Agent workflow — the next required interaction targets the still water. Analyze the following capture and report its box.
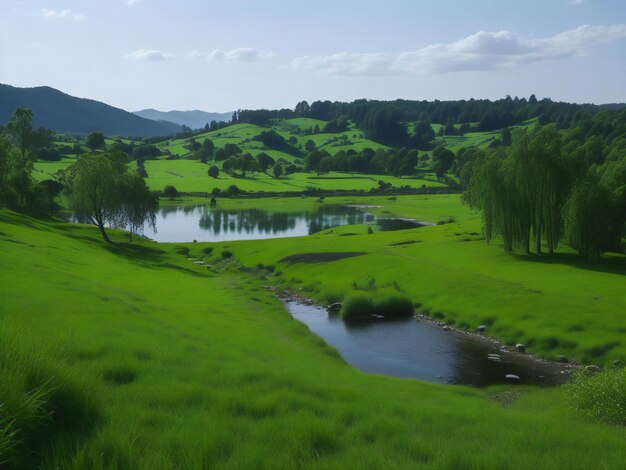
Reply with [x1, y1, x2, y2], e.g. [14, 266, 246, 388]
[285, 301, 567, 387]
[144, 204, 428, 243]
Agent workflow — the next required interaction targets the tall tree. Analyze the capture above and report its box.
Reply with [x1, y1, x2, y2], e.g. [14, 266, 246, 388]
[65, 152, 158, 242]
[5, 107, 33, 160]
[86, 132, 106, 152]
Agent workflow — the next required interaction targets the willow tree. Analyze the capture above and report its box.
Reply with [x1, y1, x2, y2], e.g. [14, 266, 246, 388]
[464, 125, 572, 255]
[65, 152, 158, 242]
[523, 125, 572, 254]
[563, 178, 619, 260]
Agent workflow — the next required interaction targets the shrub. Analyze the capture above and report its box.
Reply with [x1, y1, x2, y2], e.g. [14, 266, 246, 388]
[340, 294, 414, 322]
[341, 295, 375, 321]
[163, 185, 178, 200]
[221, 250, 233, 259]
[375, 295, 414, 318]
[567, 368, 626, 425]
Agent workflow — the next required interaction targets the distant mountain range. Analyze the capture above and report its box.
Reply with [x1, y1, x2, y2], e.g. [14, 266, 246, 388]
[0, 84, 180, 138]
[133, 109, 234, 130]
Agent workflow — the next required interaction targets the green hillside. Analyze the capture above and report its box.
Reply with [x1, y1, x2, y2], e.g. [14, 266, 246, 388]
[2, 208, 626, 468]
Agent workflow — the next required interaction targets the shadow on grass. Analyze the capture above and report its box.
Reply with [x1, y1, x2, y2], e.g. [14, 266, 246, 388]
[511, 251, 626, 276]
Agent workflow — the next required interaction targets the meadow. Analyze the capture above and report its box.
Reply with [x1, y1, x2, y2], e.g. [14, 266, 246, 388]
[2, 207, 626, 468]
[163, 194, 626, 366]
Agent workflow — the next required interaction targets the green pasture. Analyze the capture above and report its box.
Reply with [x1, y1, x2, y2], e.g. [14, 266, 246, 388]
[140, 159, 444, 193]
[1, 208, 626, 467]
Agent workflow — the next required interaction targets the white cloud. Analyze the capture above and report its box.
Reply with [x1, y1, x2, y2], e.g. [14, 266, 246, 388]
[40, 8, 85, 21]
[201, 48, 274, 62]
[290, 24, 626, 76]
[125, 49, 176, 61]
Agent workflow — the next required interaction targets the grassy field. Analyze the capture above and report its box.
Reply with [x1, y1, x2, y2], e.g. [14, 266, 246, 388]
[169, 194, 626, 366]
[138, 160, 444, 193]
[156, 121, 389, 160]
[2, 208, 626, 468]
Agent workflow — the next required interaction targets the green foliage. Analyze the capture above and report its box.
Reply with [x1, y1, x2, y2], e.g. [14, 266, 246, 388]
[163, 185, 178, 200]
[567, 368, 626, 425]
[563, 178, 621, 259]
[340, 294, 414, 321]
[208, 165, 219, 178]
[86, 132, 105, 152]
[65, 152, 158, 242]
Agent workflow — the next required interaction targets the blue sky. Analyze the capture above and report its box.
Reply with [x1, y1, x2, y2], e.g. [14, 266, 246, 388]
[1, 0, 625, 112]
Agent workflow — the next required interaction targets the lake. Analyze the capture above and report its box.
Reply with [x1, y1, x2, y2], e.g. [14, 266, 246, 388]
[143, 204, 430, 242]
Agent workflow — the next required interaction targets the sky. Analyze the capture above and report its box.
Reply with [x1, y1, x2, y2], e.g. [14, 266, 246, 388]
[1, 0, 625, 112]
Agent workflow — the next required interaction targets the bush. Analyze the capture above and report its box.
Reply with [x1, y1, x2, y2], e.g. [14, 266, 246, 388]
[163, 185, 178, 200]
[340, 294, 414, 322]
[567, 368, 626, 425]
[341, 295, 375, 321]
[221, 250, 233, 259]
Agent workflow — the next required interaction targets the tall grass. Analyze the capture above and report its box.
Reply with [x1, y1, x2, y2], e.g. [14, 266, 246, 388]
[567, 368, 626, 425]
[340, 294, 414, 321]
[0, 328, 101, 468]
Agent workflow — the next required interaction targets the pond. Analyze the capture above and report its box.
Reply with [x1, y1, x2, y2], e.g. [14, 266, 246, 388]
[285, 301, 570, 387]
[142, 204, 429, 243]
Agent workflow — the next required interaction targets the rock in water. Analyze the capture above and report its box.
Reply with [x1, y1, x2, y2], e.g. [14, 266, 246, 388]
[327, 302, 342, 313]
[477, 325, 486, 333]
[515, 343, 526, 352]
[505, 374, 521, 381]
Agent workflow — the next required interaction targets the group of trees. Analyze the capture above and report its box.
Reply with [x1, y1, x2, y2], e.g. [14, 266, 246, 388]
[219, 152, 295, 179]
[462, 122, 625, 259]
[303, 147, 424, 177]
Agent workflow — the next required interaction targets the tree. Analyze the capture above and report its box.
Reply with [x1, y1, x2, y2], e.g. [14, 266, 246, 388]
[256, 153, 275, 173]
[563, 179, 620, 260]
[432, 147, 455, 179]
[163, 185, 178, 200]
[65, 152, 158, 242]
[5, 107, 33, 160]
[501, 127, 512, 146]
[272, 164, 283, 179]
[208, 165, 219, 178]
[118, 173, 158, 240]
[86, 132, 105, 152]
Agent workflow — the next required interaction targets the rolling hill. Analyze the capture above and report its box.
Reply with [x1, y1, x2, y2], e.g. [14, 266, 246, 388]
[0, 84, 180, 137]
[133, 109, 234, 129]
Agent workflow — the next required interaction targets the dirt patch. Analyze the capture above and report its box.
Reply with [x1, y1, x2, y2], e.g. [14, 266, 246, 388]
[388, 240, 421, 246]
[279, 252, 367, 264]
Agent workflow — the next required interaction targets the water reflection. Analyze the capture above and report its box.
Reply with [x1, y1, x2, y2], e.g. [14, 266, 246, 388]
[145, 204, 372, 243]
[286, 301, 567, 387]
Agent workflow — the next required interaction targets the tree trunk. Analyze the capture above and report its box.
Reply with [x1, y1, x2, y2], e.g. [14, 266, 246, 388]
[97, 222, 111, 243]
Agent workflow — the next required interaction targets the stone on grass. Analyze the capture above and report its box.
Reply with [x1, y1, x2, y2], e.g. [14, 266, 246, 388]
[515, 343, 526, 353]
[505, 374, 520, 381]
[477, 325, 486, 333]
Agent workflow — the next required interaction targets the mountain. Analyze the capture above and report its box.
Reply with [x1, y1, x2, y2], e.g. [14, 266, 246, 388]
[0, 84, 180, 137]
[133, 109, 234, 130]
